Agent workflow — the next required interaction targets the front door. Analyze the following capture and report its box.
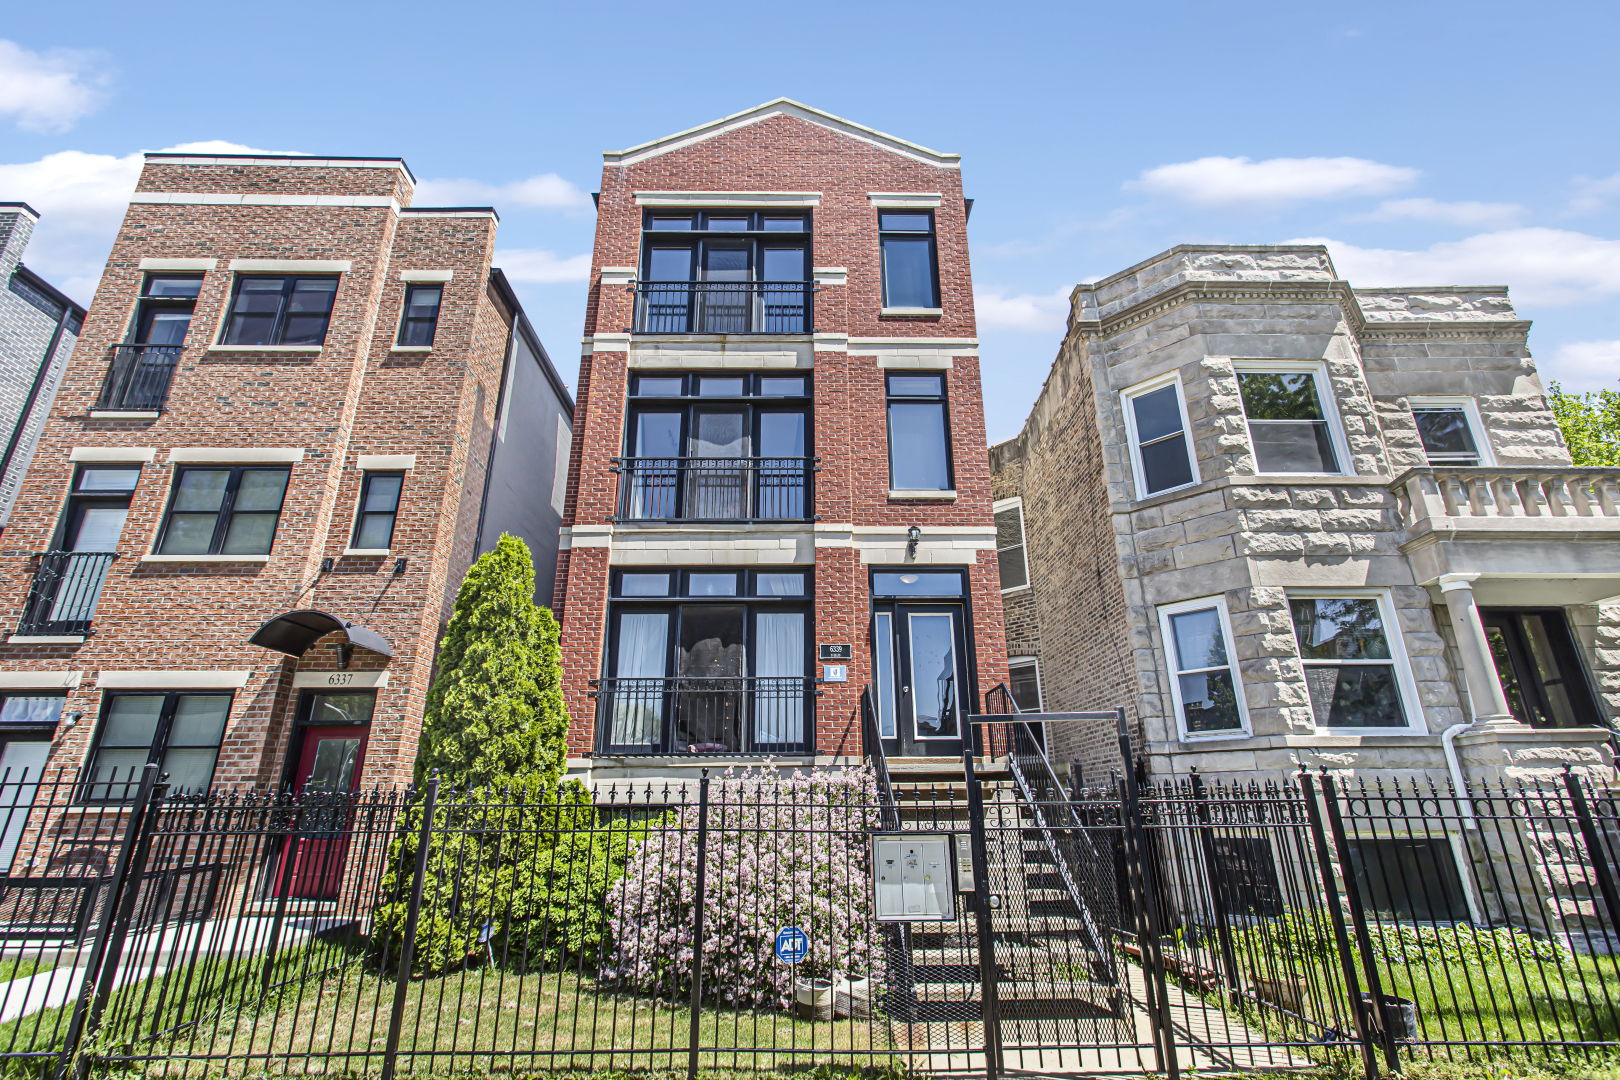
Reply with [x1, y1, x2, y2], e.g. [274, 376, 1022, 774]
[272, 697, 371, 901]
[874, 602, 967, 758]
[0, 741, 49, 871]
[1481, 608, 1602, 729]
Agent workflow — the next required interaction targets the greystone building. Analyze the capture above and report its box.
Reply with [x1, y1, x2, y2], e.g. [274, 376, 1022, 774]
[0, 205, 84, 528]
[989, 244, 1620, 791]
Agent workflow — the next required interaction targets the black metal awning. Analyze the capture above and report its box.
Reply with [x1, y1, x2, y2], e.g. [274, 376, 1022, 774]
[248, 609, 393, 659]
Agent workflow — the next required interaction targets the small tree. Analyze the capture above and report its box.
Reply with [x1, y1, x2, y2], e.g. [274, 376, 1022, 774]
[1549, 381, 1620, 467]
[416, 534, 568, 790]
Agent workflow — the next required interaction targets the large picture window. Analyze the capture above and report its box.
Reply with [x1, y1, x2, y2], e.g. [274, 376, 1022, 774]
[886, 374, 952, 491]
[1159, 596, 1248, 739]
[158, 466, 290, 556]
[1123, 376, 1198, 496]
[85, 692, 231, 801]
[879, 211, 939, 309]
[637, 211, 809, 333]
[1235, 365, 1345, 474]
[220, 276, 338, 347]
[1288, 594, 1414, 730]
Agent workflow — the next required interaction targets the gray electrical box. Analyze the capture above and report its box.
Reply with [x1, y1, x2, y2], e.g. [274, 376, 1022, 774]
[872, 833, 958, 922]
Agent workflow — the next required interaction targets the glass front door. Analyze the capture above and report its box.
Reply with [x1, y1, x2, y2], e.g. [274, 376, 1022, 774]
[1482, 609, 1601, 729]
[873, 602, 967, 757]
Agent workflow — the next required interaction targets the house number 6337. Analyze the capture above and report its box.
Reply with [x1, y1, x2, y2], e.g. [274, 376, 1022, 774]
[327, 673, 354, 686]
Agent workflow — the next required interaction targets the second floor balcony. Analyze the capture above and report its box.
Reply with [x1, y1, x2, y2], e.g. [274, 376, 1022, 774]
[633, 282, 811, 335]
[96, 345, 183, 412]
[589, 676, 817, 756]
[612, 457, 816, 522]
[17, 552, 118, 637]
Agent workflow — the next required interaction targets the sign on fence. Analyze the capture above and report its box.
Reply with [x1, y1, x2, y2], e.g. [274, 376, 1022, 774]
[775, 925, 809, 964]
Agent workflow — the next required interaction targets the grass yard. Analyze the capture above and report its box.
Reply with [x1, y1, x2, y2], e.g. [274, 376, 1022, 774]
[0, 956, 53, 985]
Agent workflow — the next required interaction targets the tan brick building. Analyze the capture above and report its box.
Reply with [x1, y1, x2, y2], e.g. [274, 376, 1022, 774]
[0, 153, 573, 829]
[990, 244, 1619, 789]
[554, 100, 1009, 783]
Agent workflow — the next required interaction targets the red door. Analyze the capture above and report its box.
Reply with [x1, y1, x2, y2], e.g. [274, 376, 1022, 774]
[273, 726, 368, 900]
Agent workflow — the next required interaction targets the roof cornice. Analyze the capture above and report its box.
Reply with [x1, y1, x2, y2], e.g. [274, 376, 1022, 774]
[1072, 278, 1369, 339]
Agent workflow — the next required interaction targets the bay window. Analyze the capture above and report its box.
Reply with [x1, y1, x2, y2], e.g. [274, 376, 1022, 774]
[1235, 364, 1346, 474]
[1159, 596, 1248, 739]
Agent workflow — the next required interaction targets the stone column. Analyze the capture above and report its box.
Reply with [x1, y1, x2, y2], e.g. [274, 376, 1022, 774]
[1437, 573, 1522, 729]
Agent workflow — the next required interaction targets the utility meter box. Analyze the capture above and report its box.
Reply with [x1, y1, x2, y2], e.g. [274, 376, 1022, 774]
[872, 833, 958, 922]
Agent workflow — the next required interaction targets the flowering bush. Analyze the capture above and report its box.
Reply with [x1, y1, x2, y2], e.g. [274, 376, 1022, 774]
[604, 765, 884, 1009]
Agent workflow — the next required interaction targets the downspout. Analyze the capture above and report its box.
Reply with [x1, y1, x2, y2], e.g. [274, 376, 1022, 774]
[1442, 716, 1478, 830]
[0, 300, 70, 515]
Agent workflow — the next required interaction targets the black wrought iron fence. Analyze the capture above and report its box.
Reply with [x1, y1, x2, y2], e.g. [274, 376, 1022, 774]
[634, 282, 811, 334]
[96, 345, 182, 412]
[613, 456, 816, 521]
[17, 551, 117, 636]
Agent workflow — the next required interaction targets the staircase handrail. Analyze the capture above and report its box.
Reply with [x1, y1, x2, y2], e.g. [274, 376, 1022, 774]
[860, 687, 901, 832]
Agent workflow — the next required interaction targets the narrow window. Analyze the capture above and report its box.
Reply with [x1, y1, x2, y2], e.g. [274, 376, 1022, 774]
[886, 374, 951, 491]
[1411, 401, 1486, 466]
[220, 276, 338, 346]
[1346, 838, 1470, 922]
[1288, 596, 1409, 728]
[397, 284, 442, 346]
[1008, 658, 1042, 712]
[1160, 599, 1246, 737]
[133, 274, 203, 345]
[1126, 381, 1197, 495]
[994, 500, 1029, 591]
[352, 472, 403, 550]
[158, 467, 290, 556]
[1236, 369, 1341, 473]
[879, 212, 939, 309]
[0, 694, 63, 867]
[85, 692, 231, 801]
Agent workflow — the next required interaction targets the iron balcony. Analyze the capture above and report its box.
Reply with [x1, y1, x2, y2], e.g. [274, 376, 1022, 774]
[632, 281, 812, 335]
[17, 551, 118, 636]
[611, 456, 817, 522]
[588, 676, 818, 756]
[97, 345, 183, 412]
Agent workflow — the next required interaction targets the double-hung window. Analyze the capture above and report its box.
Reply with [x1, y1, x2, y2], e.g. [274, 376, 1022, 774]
[1235, 364, 1346, 474]
[1159, 596, 1248, 739]
[1287, 593, 1415, 730]
[994, 498, 1030, 591]
[220, 276, 338, 346]
[397, 285, 443, 347]
[1409, 397, 1491, 467]
[157, 467, 290, 556]
[1008, 658, 1042, 712]
[85, 692, 231, 801]
[886, 374, 952, 492]
[879, 212, 939, 310]
[1123, 376, 1198, 496]
[352, 472, 403, 550]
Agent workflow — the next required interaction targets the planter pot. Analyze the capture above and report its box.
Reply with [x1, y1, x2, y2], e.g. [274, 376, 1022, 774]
[1254, 975, 1309, 1015]
[1361, 992, 1420, 1042]
[834, 974, 871, 1019]
[794, 978, 834, 1021]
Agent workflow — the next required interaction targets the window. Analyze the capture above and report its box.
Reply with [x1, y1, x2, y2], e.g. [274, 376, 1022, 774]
[638, 212, 809, 333]
[1235, 366, 1343, 474]
[1123, 377, 1198, 496]
[397, 284, 442, 346]
[1346, 838, 1470, 922]
[1159, 597, 1247, 738]
[879, 212, 939, 309]
[994, 499, 1030, 591]
[85, 692, 231, 801]
[220, 276, 338, 346]
[1409, 398, 1491, 467]
[158, 467, 290, 556]
[1008, 658, 1042, 712]
[132, 274, 203, 345]
[351, 472, 403, 550]
[886, 374, 951, 491]
[1209, 837, 1283, 917]
[57, 466, 138, 552]
[1288, 594, 1413, 730]
[0, 694, 63, 868]
[1482, 608, 1602, 729]
[872, 569, 965, 597]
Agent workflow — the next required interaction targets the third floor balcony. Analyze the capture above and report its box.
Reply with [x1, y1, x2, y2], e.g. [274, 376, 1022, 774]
[612, 457, 817, 522]
[633, 282, 811, 335]
[96, 344, 183, 413]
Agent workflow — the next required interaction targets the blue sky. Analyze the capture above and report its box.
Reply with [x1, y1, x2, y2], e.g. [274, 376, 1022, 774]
[2, 1, 1618, 443]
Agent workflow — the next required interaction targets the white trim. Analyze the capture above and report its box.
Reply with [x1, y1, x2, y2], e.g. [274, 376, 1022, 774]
[342, 548, 390, 557]
[812, 267, 848, 286]
[0, 671, 82, 689]
[398, 269, 453, 283]
[1007, 656, 1043, 712]
[138, 258, 217, 271]
[140, 554, 270, 564]
[881, 307, 943, 317]
[96, 669, 250, 689]
[599, 267, 637, 287]
[993, 498, 1031, 594]
[1121, 371, 1201, 501]
[167, 447, 304, 463]
[6, 636, 84, 645]
[292, 669, 389, 689]
[991, 496, 1023, 513]
[1158, 595, 1252, 742]
[131, 193, 399, 211]
[634, 191, 821, 208]
[70, 446, 155, 463]
[1408, 395, 1497, 467]
[1284, 589, 1425, 736]
[812, 333, 848, 352]
[868, 193, 943, 208]
[1437, 573, 1480, 593]
[889, 489, 958, 501]
[87, 411, 160, 421]
[591, 333, 632, 353]
[206, 345, 322, 354]
[144, 154, 408, 173]
[357, 454, 416, 471]
[228, 259, 352, 273]
[1231, 359, 1355, 478]
[404, 209, 497, 219]
[389, 346, 433, 354]
[876, 352, 954, 370]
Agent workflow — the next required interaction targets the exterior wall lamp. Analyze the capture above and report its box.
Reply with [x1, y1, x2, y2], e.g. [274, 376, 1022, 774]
[906, 525, 921, 560]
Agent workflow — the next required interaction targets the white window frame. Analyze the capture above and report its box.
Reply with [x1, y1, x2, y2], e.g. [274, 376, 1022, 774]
[1008, 655, 1042, 711]
[1121, 372, 1200, 500]
[1407, 396, 1495, 467]
[1231, 359, 1354, 478]
[992, 496, 1031, 594]
[1157, 594, 1251, 742]
[1284, 588, 1424, 736]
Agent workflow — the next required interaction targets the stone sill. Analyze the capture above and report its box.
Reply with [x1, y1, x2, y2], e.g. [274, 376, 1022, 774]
[389, 346, 432, 354]
[342, 548, 389, 556]
[140, 554, 270, 564]
[1115, 472, 1398, 515]
[7, 635, 84, 645]
[889, 489, 958, 501]
[207, 345, 322, 354]
[880, 307, 943, 317]
[87, 410, 159, 421]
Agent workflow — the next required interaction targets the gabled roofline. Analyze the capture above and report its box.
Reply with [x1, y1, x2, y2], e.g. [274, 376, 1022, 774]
[604, 98, 960, 169]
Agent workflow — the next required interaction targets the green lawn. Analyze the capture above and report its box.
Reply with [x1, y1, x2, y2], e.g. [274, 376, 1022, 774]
[0, 956, 52, 985]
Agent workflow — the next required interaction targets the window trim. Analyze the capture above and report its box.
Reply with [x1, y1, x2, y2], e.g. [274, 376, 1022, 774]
[1231, 359, 1354, 478]
[884, 372, 954, 492]
[1408, 396, 1495, 467]
[1284, 588, 1424, 736]
[349, 470, 404, 553]
[992, 496, 1031, 594]
[216, 274, 340, 348]
[82, 689, 234, 804]
[395, 283, 443, 348]
[154, 465, 291, 558]
[1007, 655, 1043, 712]
[1121, 372, 1201, 500]
[1157, 594, 1251, 742]
[878, 209, 940, 311]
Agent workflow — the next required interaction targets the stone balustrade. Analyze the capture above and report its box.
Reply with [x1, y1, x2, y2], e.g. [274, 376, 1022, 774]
[1391, 466, 1620, 528]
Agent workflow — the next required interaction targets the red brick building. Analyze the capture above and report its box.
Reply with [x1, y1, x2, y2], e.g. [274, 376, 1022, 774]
[555, 100, 1008, 783]
[0, 152, 573, 822]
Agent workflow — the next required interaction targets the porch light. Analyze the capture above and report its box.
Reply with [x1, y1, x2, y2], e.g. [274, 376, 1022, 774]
[906, 524, 921, 561]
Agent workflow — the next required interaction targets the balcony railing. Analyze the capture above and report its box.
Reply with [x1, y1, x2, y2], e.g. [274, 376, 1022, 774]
[97, 345, 183, 412]
[17, 552, 118, 636]
[633, 282, 811, 334]
[1391, 466, 1620, 528]
[589, 676, 818, 756]
[612, 456, 816, 521]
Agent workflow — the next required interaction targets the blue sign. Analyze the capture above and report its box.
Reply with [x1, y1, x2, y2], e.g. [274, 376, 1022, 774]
[775, 926, 809, 965]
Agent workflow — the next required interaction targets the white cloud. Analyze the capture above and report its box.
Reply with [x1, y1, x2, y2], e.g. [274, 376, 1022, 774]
[973, 285, 1073, 333]
[1288, 228, 1620, 306]
[1569, 172, 1620, 215]
[416, 173, 591, 211]
[0, 39, 110, 133]
[161, 139, 306, 156]
[1544, 340, 1620, 393]
[1131, 155, 1419, 207]
[494, 248, 591, 284]
[1351, 197, 1524, 228]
